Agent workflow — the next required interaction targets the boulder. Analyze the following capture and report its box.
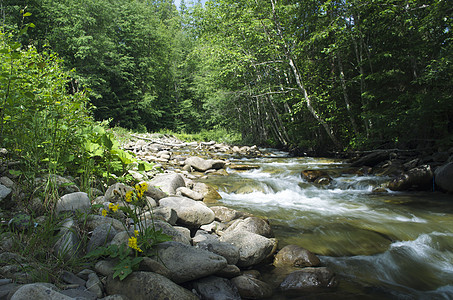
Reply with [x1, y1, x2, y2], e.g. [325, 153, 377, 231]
[154, 241, 228, 283]
[388, 165, 433, 191]
[54, 218, 80, 260]
[273, 245, 320, 267]
[86, 223, 118, 253]
[86, 272, 103, 298]
[215, 265, 242, 279]
[144, 185, 168, 201]
[196, 240, 240, 265]
[301, 170, 332, 184]
[104, 183, 134, 203]
[435, 162, 453, 193]
[192, 182, 222, 203]
[105, 271, 198, 300]
[151, 220, 191, 245]
[231, 275, 273, 299]
[210, 206, 248, 223]
[55, 192, 91, 214]
[149, 207, 178, 225]
[219, 229, 276, 267]
[185, 156, 226, 172]
[225, 217, 273, 238]
[159, 196, 215, 227]
[0, 184, 12, 208]
[176, 186, 204, 201]
[147, 173, 186, 195]
[85, 215, 125, 233]
[279, 267, 338, 292]
[192, 276, 241, 300]
[11, 283, 72, 300]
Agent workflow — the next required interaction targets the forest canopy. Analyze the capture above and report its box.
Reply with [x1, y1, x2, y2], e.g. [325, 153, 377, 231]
[2, 0, 452, 153]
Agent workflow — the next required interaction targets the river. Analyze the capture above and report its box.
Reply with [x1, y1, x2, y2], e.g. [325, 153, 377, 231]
[200, 150, 453, 299]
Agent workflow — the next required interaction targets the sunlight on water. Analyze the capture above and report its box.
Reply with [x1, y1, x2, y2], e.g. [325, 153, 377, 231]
[203, 153, 453, 298]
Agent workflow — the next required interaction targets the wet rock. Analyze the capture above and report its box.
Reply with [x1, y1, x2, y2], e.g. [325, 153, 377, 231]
[192, 276, 241, 300]
[228, 164, 260, 171]
[274, 245, 321, 268]
[279, 267, 338, 292]
[219, 229, 276, 267]
[192, 182, 222, 203]
[225, 217, 274, 238]
[388, 165, 433, 191]
[159, 196, 215, 227]
[435, 162, 453, 193]
[147, 173, 186, 195]
[185, 156, 226, 172]
[105, 271, 198, 300]
[301, 170, 332, 184]
[196, 240, 240, 265]
[154, 241, 228, 283]
[10, 283, 72, 300]
[231, 275, 273, 299]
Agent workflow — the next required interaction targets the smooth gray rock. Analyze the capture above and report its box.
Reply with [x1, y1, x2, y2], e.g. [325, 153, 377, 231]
[215, 265, 242, 279]
[55, 192, 90, 214]
[95, 260, 116, 277]
[196, 240, 240, 265]
[435, 162, 453, 193]
[86, 215, 125, 233]
[154, 241, 228, 283]
[86, 223, 118, 253]
[279, 267, 338, 291]
[159, 196, 215, 227]
[274, 245, 321, 267]
[0, 184, 13, 209]
[231, 275, 273, 299]
[225, 217, 273, 238]
[176, 187, 204, 200]
[192, 276, 241, 300]
[54, 218, 80, 260]
[104, 183, 134, 203]
[86, 272, 103, 298]
[11, 283, 72, 300]
[220, 229, 276, 267]
[210, 206, 247, 222]
[60, 288, 97, 300]
[60, 270, 86, 287]
[150, 207, 178, 225]
[185, 156, 226, 172]
[105, 271, 198, 300]
[144, 185, 168, 201]
[147, 173, 185, 195]
[151, 220, 191, 245]
[192, 230, 219, 245]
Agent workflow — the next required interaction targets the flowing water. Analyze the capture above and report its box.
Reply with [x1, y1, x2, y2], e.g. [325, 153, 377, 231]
[201, 150, 453, 299]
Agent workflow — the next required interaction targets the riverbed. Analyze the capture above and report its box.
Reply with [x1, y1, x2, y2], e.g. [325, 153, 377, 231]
[201, 150, 453, 299]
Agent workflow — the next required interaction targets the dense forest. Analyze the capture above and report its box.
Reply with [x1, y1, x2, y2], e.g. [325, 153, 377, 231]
[2, 0, 452, 153]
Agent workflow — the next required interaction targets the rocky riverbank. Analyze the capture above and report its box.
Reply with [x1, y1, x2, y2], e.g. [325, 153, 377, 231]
[0, 133, 338, 300]
[0, 133, 451, 299]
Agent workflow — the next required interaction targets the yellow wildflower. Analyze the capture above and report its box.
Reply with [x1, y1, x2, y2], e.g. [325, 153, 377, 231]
[125, 190, 133, 202]
[128, 236, 143, 252]
[108, 203, 119, 212]
[134, 229, 139, 236]
[135, 182, 148, 198]
[101, 209, 107, 217]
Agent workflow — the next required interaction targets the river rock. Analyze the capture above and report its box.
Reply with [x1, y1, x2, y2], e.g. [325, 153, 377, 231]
[192, 276, 241, 300]
[176, 186, 204, 200]
[10, 283, 72, 300]
[231, 275, 273, 299]
[192, 182, 222, 203]
[215, 264, 242, 278]
[228, 164, 260, 171]
[149, 206, 178, 225]
[105, 271, 198, 300]
[159, 196, 215, 227]
[85, 215, 125, 233]
[388, 165, 433, 191]
[151, 220, 191, 245]
[54, 218, 80, 260]
[144, 185, 167, 201]
[301, 170, 332, 184]
[55, 192, 90, 214]
[154, 241, 228, 283]
[86, 223, 118, 253]
[225, 217, 274, 238]
[274, 245, 321, 267]
[139, 257, 172, 278]
[104, 183, 134, 203]
[86, 272, 103, 298]
[185, 156, 226, 172]
[196, 240, 240, 265]
[0, 184, 12, 208]
[147, 173, 186, 195]
[219, 229, 276, 267]
[435, 162, 453, 193]
[210, 206, 248, 222]
[279, 267, 338, 292]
